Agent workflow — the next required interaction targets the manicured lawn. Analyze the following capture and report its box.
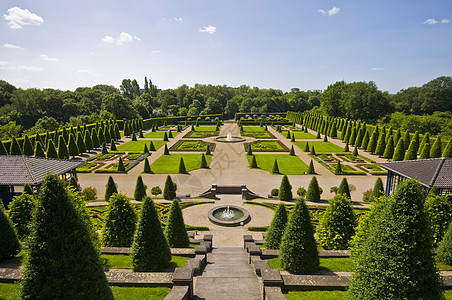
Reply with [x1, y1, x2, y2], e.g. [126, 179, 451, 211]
[286, 131, 318, 139]
[268, 257, 355, 272]
[241, 131, 274, 138]
[285, 290, 347, 300]
[247, 141, 289, 152]
[144, 131, 179, 138]
[117, 140, 167, 151]
[169, 140, 214, 152]
[243, 126, 266, 131]
[246, 154, 308, 175]
[102, 254, 190, 269]
[194, 126, 217, 131]
[151, 154, 212, 173]
[293, 141, 343, 153]
[186, 131, 218, 138]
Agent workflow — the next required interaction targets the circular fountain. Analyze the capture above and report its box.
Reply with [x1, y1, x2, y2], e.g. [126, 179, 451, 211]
[208, 205, 250, 226]
[215, 132, 245, 143]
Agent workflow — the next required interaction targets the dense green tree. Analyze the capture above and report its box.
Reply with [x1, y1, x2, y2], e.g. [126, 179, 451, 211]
[104, 176, 118, 201]
[419, 142, 430, 159]
[97, 127, 105, 145]
[76, 132, 86, 154]
[84, 131, 93, 151]
[337, 178, 351, 199]
[247, 145, 253, 156]
[272, 159, 280, 174]
[200, 154, 208, 168]
[117, 157, 125, 171]
[425, 195, 452, 247]
[134, 176, 147, 201]
[34, 141, 45, 157]
[143, 157, 151, 173]
[69, 176, 79, 191]
[131, 196, 171, 271]
[348, 179, 443, 299]
[392, 138, 405, 161]
[149, 140, 156, 151]
[67, 133, 79, 157]
[23, 135, 34, 156]
[0, 140, 8, 155]
[163, 175, 176, 200]
[443, 139, 452, 158]
[369, 177, 385, 202]
[335, 161, 342, 174]
[163, 144, 170, 155]
[382, 135, 394, 159]
[307, 160, 315, 174]
[316, 194, 356, 250]
[0, 202, 21, 260]
[430, 136, 442, 158]
[7, 193, 35, 240]
[46, 140, 58, 158]
[178, 157, 187, 173]
[101, 193, 137, 247]
[264, 202, 288, 250]
[418, 133, 430, 154]
[23, 183, 34, 195]
[9, 137, 22, 155]
[279, 175, 293, 201]
[91, 128, 100, 148]
[57, 136, 69, 159]
[366, 130, 378, 153]
[110, 140, 117, 151]
[404, 138, 418, 160]
[165, 199, 189, 248]
[306, 176, 321, 203]
[279, 198, 319, 273]
[374, 131, 386, 156]
[304, 142, 309, 152]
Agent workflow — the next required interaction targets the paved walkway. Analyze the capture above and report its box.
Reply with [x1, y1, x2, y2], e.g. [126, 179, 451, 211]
[193, 247, 261, 300]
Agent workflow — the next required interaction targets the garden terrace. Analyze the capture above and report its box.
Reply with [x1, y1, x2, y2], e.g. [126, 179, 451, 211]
[241, 131, 276, 139]
[169, 140, 215, 152]
[183, 127, 220, 138]
[117, 140, 167, 151]
[151, 154, 212, 174]
[93, 153, 149, 173]
[144, 131, 180, 138]
[309, 152, 385, 176]
[246, 154, 309, 175]
[293, 141, 344, 153]
[244, 140, 290, 152]
[285, 131, 317, 139]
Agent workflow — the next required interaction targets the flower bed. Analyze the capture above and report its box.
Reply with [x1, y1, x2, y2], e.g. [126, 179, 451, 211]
[241, 131, 276, 139]
[169, 140, 216, 152]
[244, 140, 290, 152]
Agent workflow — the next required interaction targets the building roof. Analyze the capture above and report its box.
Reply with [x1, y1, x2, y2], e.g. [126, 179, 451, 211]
[0, 155, 84, 186]
[380, 158, 452, 189]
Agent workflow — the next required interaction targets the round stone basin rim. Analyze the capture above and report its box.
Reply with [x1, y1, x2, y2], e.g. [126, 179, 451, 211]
[215, 136, 245, 143]
[208, 205, 250, 226]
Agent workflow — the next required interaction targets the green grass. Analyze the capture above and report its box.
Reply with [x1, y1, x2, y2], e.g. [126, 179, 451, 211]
[144, 131, 179, 138]
[194, 126, 218, 131]
[151, 154, 212, 173]
[247, 140, 289, 152]
[102, 254, 190, 269]
[117, 140, 167, 151]
[169, 140, 214, 151]
[243, 126, 266, 131]
[268, 257, 355, 272]
[285, 290, 347, 300]
[293, 141, 344, 153]
[288, 132, 318, 139]
[186, 131, 218, 138]
[241, 131, 274, 138]
[246, 154, 308, 174]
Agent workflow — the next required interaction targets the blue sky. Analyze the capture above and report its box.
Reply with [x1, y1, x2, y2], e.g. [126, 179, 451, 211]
[0, 0, 451, 93]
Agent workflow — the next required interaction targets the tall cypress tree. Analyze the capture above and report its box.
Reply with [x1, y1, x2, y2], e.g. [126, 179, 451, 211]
[418, 133, 429, 155]
[165, 199, 189, 248]
[67, 133, 79, 157]
[46, 140, 58, 158]
[404, 138, 418, 160]
[9, 137, 22, 155]
[278, 175, 293, 201]
[361, 130, 369, 150]
[23, 135, 34, 156]
[163, 175, 176, 200]
[430, 136, 442, 158]
[57, 136, 69, 159]
[375, 131, 386, 156]
[367, 130, 378, 153]
[382, 136, 395, 159]
[76, 132, 86, 153]
[264, 202, 288, 249]
[134, 176, 147, 201]
[306, 176, 321, 203]
[0, 202, 21, 260]
[104, 176, 118, 201]
[392, 139, 405, 161]
[91, 128, 100, 149]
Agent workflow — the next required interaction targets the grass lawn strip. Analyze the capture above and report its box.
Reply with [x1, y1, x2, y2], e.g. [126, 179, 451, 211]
[288, 131, 318, 139]
[183, 131, 219, 138]
[144, 131, 180, 138]
[102, 254, 190, 269]
[193, 126, 218, 131]
[243, 126, 266, 131]
[241, 131, 275, 139]
[246, 154, 308, 175]
[117, 140, 167, 151]
[169, 140, 215, 152]
[151, 153, 212, 173]
[245, 140, 290, 152]
[285, 290, 347, 300]
[293, 141, 344, 153]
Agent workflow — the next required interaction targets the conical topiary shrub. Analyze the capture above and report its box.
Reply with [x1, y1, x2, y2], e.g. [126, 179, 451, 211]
[442, 139, 452, 158]
[352, 146, 358, 156]
[438, 222, 452, 265]
[67, 134, 79, 157]
[165, 199, 189, 248]
[84, 130, 93, 152]
[143, 144, 149, 154]
[76, 132, 86, 154]
[105, 176, 118, 202]
[291, 134, 295, 142]
[250, 155, 258, 168]
[134, 176, 147, 201]
[163, 144, 170, 155]
[34, 141, 45, 157]
[306, 176, 321, 203]
[264, 202, 288, 249]
[139, 130, 144, 138]
[101, 142, 108, 155]
[392, 139, 405, 161]
[117, 157, 125, 172]
[323, 135, 328, 142]
[205, 145, 211, 155]
[279, 175, 293, 201]
[110, 140, 117, 151]
[200, 154, 208, 168]
[382, 136, 394, 159]
[149, 141, 156, 151]
[404, 138, 418, 160]
[247, 145, 253, 156]
[430, 136, 442, 158]
[272, 159, 280, 174]
[91, 128, 100, 149]
[419, 142, 430, 159]
[131, 132, 137, 141]
[20, 173, 113, 299]
[316, 194, 356, 250]
[425, 195, 452, 247]
[348, 179, 443, 299]
[289, 145, 295, 156]
[375, 131, 386, 156]
[131, 196, 171, 271]
[57, 136, 69, 159]
[337, 177, 351, 199]
[10, 137, 22, 155]
[367, 130, 378, 153]
[0, 202, 21, 260]
[279, 198, 319, 274]
[143, 157, 151, 173]
[163, 132, 168, 142]
[304, 142, 310, 152]
[361, 131, 369, 150]
[369, 177, 385, 202]
[168, 130, 173, 138]
[310, 145, 316, 156]
[178, 157, 187, 174]
[46, 140, 58, 158]
[286, 131, 291, 139]
[344, 142, 350, 152]
[23, 135, 34, 156]
[0, 140, 8, 155]
[335, 161, 342, 174]
[307, 160, 315, 174]
[100, 193, 137, 247]
[163, 175, 176, 200]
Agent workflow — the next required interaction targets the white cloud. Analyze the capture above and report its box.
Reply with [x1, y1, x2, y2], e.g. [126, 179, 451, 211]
[102, 32, 140, 45]
[3, 6, 44, 29]
[424, 18, 438, 25]
[40, 54, 59, 62]
[0, 61, 10, 66]
[74, 69, 101, 76]
[441, 19, 450, 24]
[319, 7, 341, 16]
[4, 43, 23, 50]
[371, 67, 384, 71]
[8, 65, 43, 71]
[175, 17, 183, 22]
[151, 50, 161, 54]
[199, 25, 217, 34]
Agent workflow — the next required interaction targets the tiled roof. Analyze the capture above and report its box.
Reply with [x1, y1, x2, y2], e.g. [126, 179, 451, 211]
[380, 158, 452, 189]
[0, 155, 84, 185]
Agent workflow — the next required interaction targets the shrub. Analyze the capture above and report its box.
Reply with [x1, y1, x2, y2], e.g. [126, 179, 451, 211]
[131, 196, 171, 271]
[392, 138, 405, 161]
[289, 145, 295, 156]
[366, 130, 378, 153]
[306, 176, 321, 203]
[143, 157, 151, 173]
[110, 140, 117, 151]
[369, 178, 384, 202]
[81, 187, 97, 201]
[200, 154, 208, 168]
[297, 187, 306, 197]
[101, 193, 137, 247]
[23, 183, 34, 195]
[348, 179, 443, 299]
[404, 138, 418, 160]
[21, 173, 113, 299]
[316, 194, 356, 250]
[131, 132, 137, 141]
[163, 144, 170, 155]
[424, 195, 452, 246]
[361, 131, 369, 150]
[337, 178, 351, 199]
[34, 141, 45, 157]
[323, 135, 327, 142]
[264, 202, 288, 249]
[205, 145, 211, 155]
[0, 203, 21, 260]
[272, 159, 279, 174]
[46, 140, 58, 158]
[101, 142, 108, 155]
[23, 135, 34, 156]
[151, 186, 162, 196]
[163, 132, 168, 141]
[139, 130, 144, 138]
[76, 132, 86, 153]
[165, 199, 189, 248]
[310, 145, 316, 156]
[374, 131, 386, 156]
[430, 136, 442, 158]
[335, 161, 342, 174]
[291, 134, 296, 142]
[419, 142, 430, 159]
[438, 222, 452, 265]
[247, 145, 253, 156]
[163, 175, 176, 200]
[149, 141, 156, 151]
[10, 137, 22, 155]
[304, 142, 309, 152]
[362, 189, 372, 202]
[69, 176, 79, 191]
[352, 146, 358, 156]
[279, 198, 319, 273]
[117, 157, 125, 172]
[68, 133, 79, 157]
[134, 176, 147, 201]
[178, 157, 187, 173]
[57, 136, 68, 159]
[442, 139, 452, 158]
[382, 136, 394, 158]
[143, 143, 149, 154]
[104, 176, 118, 201]
[84, 130, 93, 151]
[271, 188, 279, 196]
[279, 175, 293, 201]
[286, 131, 291, 138]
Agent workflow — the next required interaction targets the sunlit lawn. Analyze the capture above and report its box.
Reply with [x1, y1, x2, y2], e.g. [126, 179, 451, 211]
[194, 126, 217, 131]
[285, 290, 347, 300]
[246, 154, 308, 175]
[268, 257, 355, 272]
[117, 140, 167, 151]
[248, 140, 289, 152]
[144, 131, 179, 138]
[243, 126, 266, 131]
[102, 254, 190, 269]
[293, 141, 343, 153]
[283, 131, 318, 139]
[151, 154, 212, 173]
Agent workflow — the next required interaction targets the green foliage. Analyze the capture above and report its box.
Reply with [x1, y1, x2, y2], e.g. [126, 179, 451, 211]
[67, 133, 79, 157]
[163, 144, 170, 155]
[131, 196, 171, 271]
[91, 128, 100, 148]
[307, 160, 315, 174]
[271, 188, 279, 196]
[143, 143, 149, 153]
[163, 132, 168, 141]
[101, 142, 108, 155]
[110, 140, 117, 151]
[392, 138, 405, 161]
[105, 176, 118, 202]
[316, 194, 356, 250]
[247, 145, 253, 155]
[404, 138, 418, 160]
[366, 130, 378, 153]
[200, 154, 208, 168]
[34, 141, 45, 157]
[165, 199, 189, 248]
[369, 178, 384, 202]
[46, 140, 58, 158]
[278, 175, 293, 201]
[81, 187, 97, 201]
[297, 187, 307, 197]
[131, 132, 137, 141]
[430, 136, 442, 158]
[134, 176, 147, 201]
[382, 135, 394, 158]
[337, 178, 351, 199]
[205, 145, 211, 155]
[310, 145, 316, 156]
[0, 140, 8, 155]
[304, 142, 310, 152]
[264, 202, 288, 249]
[361, 130, 369, 150]
[8, 193, 36, 239]
[163, 175, 176, 200]
[101, 193, 137, 247]
[117, 157, 125, 172]
[151, 186, 162, 196]
[57, 136, 69, 159]
[349, 179, 443, 299]
[69, 176, 78, 191]
[322, 134, 327, 142]
[279, 198, 319, 273]
[21, 173, 113, 299]
[343, 143, 349, 152]
[419, 141, 430, 159]
[143, 157, 151, 173]
[335, 161, 342, 174]
[149, 140, 156, 151]
[424, 195, 452, 247]
[292, 134, 296, 142]
[443, 139, 452, 158]
[289, 145, 295, 156]
[76, 132, 86, 153]
[139, 130, 144, 138]
[272, 159, 280, 174]
[306, 176, 321, 203]
[438, 222, 452, 265]
[374, 131, 386, 156]
[0, 203, 21, 260]
[10, 137, 22, 155]
[23, 135, 34, 156]
[352, 146, 358, 156]
[178, 157, 187, 173]
[286, 131, 291, 138]
[23, 183, 34, 195]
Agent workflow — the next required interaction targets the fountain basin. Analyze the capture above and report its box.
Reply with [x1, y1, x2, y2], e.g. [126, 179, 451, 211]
[215, 136, 245, 143]
[208, 205, 250, 226]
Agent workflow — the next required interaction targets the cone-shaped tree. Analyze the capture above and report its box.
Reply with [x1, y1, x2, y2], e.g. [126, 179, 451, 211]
[163, 175, 176, 200]
[21, 174, 113, 299]
[9, 193, 35, 239]
[430, 136, 442, 158]
[289, 145, 295, 156]
[419, 142, 430, 159]
[442, 139, 452, 158]
[131, 132, 137, 141]
[114, 123, 120, 140]
[316, 194, 356, 250]
[149, 140, 156, 151]
[57, 136, 68, 159]
[323, 135, 328, 142]
[117, 157, 125, 172]
[124, 122, 130, 136]
[279, 198, 319, 274]
[335, 161, 342, 174]
[0, 202, 21, 260]
[23, 135, 34, 156]
[404, 138, 418, 160]
[9, 137, 22, 155]
[69, 176, 79, 191]
[307, 160, 315, 174]
[304, 142, 310, 152]
[131, 196, 171, 271]
[97, 127, 105, 145]
[134, 176, 147, 201]
[382, 136, 394, 159]
[374, 131, 386, 156]
[34, 141, 45, 157]
[91, 128, 100, 148]
[110, 140, 117, 151]
[139, 130, 144, 138]
[178, 157, 187, 174]
[392, 139, 405, 161]
[84, 131, 93, 151]
[403, 130, 411, 148]
[67, 133, 79, 157]
[310, 145, 316, 156]
[46, 140, 58, 158]
[369, 178, 385, 202]
[428, 185, 440, 197]
[168, 130, 173, 138]
[105, 176, 118, 201]
[330, 122, 337, 138]
[279, 175, 293, 201]
[291, 134, 296, 142]
[250, 154, 258, 168]
[367, 130, 378, 153]
[264, 202, 288, 249]
[316, 132, 321, 139]
[438, 222, 452, 265]
[163, 144, 170, 155]
[163, 132, 168, 141]
[205, 145, 211, 155]
[76, 132, 86, 153]
[143, 157, 151, 173]
[343, 142, 350, 152]
[247, 145, 253, 156]
[418, 133, 430, 155]
[100, 193, 137, 247]
[286, 131, 291, 138]
[425, 195, 452, 247]
[352, 146, 358, 156]
[337, 177, 351, 199]
[200, 154, 208, 168]
[306, 176, 321, 203]
[361, 131, 369, 150]
[142, 144, 149, 154]
[272, 159, 280, 174]
[348, 179, 443, 299]
[165, 199, 189, 248]
[101, 142, 108, 155]
[0, 140, 8, 155]
[104, 126, 111, 143]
